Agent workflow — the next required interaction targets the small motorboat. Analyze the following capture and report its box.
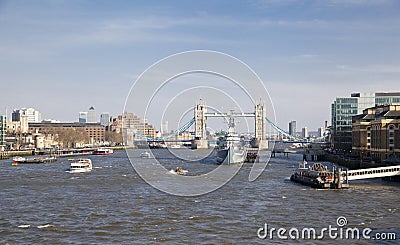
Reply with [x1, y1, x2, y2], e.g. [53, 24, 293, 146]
[140, 151, 153, 158]
[169, 167, 188, 175]
[12, 156, 26, 164]
[69, 158, 93, 173]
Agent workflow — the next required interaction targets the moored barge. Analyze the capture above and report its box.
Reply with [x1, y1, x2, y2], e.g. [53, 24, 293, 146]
[290, 161, 349, 189]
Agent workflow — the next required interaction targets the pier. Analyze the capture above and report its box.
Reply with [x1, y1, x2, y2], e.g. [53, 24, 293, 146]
[291, 161, 400, 189]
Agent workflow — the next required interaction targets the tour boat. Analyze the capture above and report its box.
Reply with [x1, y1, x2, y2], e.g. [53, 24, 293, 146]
[92, 148, 113, 155]
[69, 158, 93, 173]
[290, 161, 344, 189]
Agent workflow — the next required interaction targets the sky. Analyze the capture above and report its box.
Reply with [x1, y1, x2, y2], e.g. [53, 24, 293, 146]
[0, 0, 399, 132]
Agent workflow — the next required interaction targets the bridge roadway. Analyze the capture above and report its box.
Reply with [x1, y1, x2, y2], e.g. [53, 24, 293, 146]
[343, 165, 400, 181]
[204, 112, 255, 117]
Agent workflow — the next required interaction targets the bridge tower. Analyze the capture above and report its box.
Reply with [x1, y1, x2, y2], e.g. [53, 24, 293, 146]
[254, 100, 268, 149]
[193, 99, 208, 148]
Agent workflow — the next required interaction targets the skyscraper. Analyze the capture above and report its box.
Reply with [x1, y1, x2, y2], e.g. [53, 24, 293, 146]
[100, 112, 110, 126]
[87, 107, 96, 123]
[318, 127, 325, 138]
[0, 115, 6, 147]
[12, 108, 41, 123]
[79, 112, 88, 123]
[289, 121, 297, 137]
[301, 127, 308, 138]
[161, 121, 169, 135]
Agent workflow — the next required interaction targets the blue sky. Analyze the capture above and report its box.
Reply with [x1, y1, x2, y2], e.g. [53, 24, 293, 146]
[0, 0, 399, 132]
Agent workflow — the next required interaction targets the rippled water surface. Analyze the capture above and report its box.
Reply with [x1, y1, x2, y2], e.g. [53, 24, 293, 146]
[0, 149, 399, 244]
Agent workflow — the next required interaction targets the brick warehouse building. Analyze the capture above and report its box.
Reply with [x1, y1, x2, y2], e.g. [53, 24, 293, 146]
[352, 104, 400, 163]
[28, 122, 105, 143]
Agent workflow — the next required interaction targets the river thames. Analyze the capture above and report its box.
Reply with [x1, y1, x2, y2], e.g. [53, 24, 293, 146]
[0, 149, 399, 244]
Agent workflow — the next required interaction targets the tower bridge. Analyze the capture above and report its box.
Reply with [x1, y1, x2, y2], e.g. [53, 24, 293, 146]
[132, 98, 327, 150]
[193, 99, 267, 149]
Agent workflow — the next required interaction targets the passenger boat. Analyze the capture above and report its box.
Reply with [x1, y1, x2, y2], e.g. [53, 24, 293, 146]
[69, 158, 93, 173]
[92, 148, 113, 155]
[216, 117, 247, 164]
[290, 161, 347, 189]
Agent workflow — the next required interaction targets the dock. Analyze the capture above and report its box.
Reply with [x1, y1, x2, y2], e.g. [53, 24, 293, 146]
[291, 162, 400, 189]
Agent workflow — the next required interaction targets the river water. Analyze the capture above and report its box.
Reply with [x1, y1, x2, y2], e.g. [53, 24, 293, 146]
[0, 149, 399, 244]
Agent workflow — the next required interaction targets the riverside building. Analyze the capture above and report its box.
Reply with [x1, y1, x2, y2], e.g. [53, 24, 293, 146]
[28, 122, 106, 143]
[352, 104, 400, 163]
[331, 92, 400, 152]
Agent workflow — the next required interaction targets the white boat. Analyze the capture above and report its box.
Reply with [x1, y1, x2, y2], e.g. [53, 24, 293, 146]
[69, 158, 92, 173]
[13, 156, 26, 163]
[92, 148, 113, 155]
[216, 117, 247, 164]
[169, 144, 181, 149]
[140, 151, 153, 158]
[169, 167, 188, 175]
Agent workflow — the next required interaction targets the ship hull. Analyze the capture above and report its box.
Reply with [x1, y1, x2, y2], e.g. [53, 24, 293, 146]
[217, 146, 247, 164]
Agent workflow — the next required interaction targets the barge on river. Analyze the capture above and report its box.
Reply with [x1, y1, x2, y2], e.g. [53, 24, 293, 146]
[13, 156, 58, 164]
[290, 161, 349, 189]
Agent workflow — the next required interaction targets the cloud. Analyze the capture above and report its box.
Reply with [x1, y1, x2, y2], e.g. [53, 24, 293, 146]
[327, 0, 395, 6]
[336, 64, 400, 73]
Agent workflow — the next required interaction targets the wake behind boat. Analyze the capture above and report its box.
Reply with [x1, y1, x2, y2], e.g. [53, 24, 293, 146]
[69, 158, 93, 173]
[169, 167, 188, 175]
[216, 117, 247, 165]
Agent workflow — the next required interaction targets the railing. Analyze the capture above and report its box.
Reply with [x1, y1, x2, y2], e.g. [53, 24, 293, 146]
[344, 165, 400, 180]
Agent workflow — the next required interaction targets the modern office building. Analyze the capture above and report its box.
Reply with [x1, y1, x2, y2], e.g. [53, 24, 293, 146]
[352, 104, 400, 162]
[301, 127, 308, 138]
[79, 112, 88, 123]
[87, 107, 96, 123]
[12, 108, 42, 123]
[161, 121, 169, 135]
[289, 121, 297, 137]
[100, 112, 110, 126]
[331, 92, 400, 151]
[0, 115, 6, 147]
[375, 92, 400, 105]
[318, 127, 325, 138]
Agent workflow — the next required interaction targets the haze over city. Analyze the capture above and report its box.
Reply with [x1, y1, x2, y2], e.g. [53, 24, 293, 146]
[1, 0, 399, 131]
